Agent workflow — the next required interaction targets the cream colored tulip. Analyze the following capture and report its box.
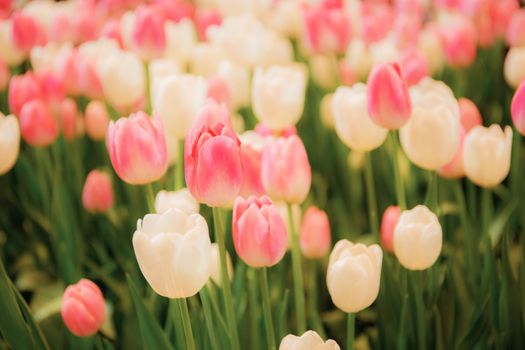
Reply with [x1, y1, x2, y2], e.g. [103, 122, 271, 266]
[332, 84, 388, 152]
[320, 93, 335, 130]
[30, 42, 73, 73]
[400, 78, 460, 170]
[0, 114, 20, 175]
[344, 39, 372, 81]
[155, 189, 199, 215]
[418, 27, 445, 74]
[216, 60, 251, 110]
[370, 38, 400, 64]
[149, 58, 182, 105]
[252, 64, 306, 129]
[132, 209, 212, 298]
[163, 19, 196, 66]
[463, 125, 513, 188]
[210, 243, 233, 286]
[310, 54, 338, 90]
[0, 21, 25, 66]
[279, 330, 340, 350]
[326, 240, 382, 313]
[265, 0, 302, 38]
[504, 46, 525, 89]
[394, 205, 442, 270]
[153, 74, 207, 140]
[189, 42, 227, 77]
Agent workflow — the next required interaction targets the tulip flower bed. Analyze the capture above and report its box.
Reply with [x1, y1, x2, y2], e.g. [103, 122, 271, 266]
[1, 0, 525, 349]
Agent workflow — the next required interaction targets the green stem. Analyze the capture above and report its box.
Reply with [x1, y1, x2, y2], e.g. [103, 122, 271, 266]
[212, 207, 240, 350]
[258, 268, 276, 350]
[424, 171, 438, 213]
[144, 62, 151, 115]
[390, 132, 407, 210]
[145, 183, 156, 213]
[248, 269, 260, 350]
[481, 188, 492, 237]
[175, 139, 185, 190]
[199, 289, 220, 350]
[363, 152, 379, 240]
[308, 261, 326, 339]
[170, 299, 186, 349]
[178, 298, 196, 350]
[347, 313, 355, 350]
[413, 271, 426, 350]
[454, 181, 476, 284]
[287, 203, 306, 333]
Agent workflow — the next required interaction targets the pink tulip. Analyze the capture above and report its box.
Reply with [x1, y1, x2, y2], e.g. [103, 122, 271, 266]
[82, 170, 114, 213]
[75, 54, 104, 99]
[38, 72, 65, 110]
[0, 58, 9, 91]
[439, 19, 477, 68]
[132, 6, 166, 59]
[185, 103, 242, 207]
[438, 126, 466, 179]
[511, 82, 525, 136]
[260, 135, 311, 204]
[155, 0, 195, 23]
[489, 0, 519, 38]
[20, 99, 58, 147]
[361, 2, 394, 44]
[61, 279, 106, 337]
[380, 205, 401, 252]
[399, 48, 429, 86]
[100, 20, 124, 48]
[232, 196, 288, 268]
[393, 14, 422, 49]
[458, 98, 482, 133]
[299, 206, 331, 259]
[207, 75, 232, 111]
[0, 0, 11, 19]
[10, 12, 46, 51]
[107, 111, 168, 185]
[239, 132, 266, 198]
[85, 101, 110, 141]
[195, 9, 222, 41]
[255, 123, 297, 138]
[366, 62, 412, 130]
[476, 14, 496, 48]
[506, 9, 525, 47]
[59, 98, 78, 141]
[8, 72, 43, 116]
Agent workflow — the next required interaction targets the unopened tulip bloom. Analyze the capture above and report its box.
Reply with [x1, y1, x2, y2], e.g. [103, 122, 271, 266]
[207, 75, 231, 109]
[59, 98, 78, 141]
[506, 9, 525, 47]
[133, 209, 212, 298]
[343, 39, 372, 81]
[232, 196, 288, 268]
[252, 65, 306, 130]
[380, 206, 401, 252]
[280, 330, 340, 350]
[82, 170, 114, 213]
[155, 188, 199, 215]
[107, 112, 167, 185]
[458, 98, 482, 132]
[0, 113, 20, 175]
[61, 279, 106, 337]
[20, 99, 58, 147]
[0, 58, 8, 91]
[367, 62, 412, 130]
[239, 131, 266, 198]
[439, 18, 477, 68]
[130, 6, 166, 60]
[463, 125, 513, 187]
[185, 106, 242, 207]
[85, 101, 110, 141]
[332, 84, 388, 152]
[216, 60, 251, 111]
[299, 207, 331, 259]
[10, 12, 45, 52]
[399, 48, 429, 86]
[8, 72, 43, 116]
[210, 243, 233, 286]
[148, 58, 181, 102]
[261, 135, 311, 204]
[0, 21, 25, 66]
[394, 205, 442, 270]
[504, 46, 525, 89]
[438, 126, 467, 179]
[326, 240, 382, 313]
[309, 54, 338, 90]
[418, 25, 445, 74]
[195, 9, 222, 41]
[320, 93, 335, 129]
[163, 19, 196, 66]
[511, 82, 525, 136]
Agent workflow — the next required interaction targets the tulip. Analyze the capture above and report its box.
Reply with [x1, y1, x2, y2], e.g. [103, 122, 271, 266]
[343, 39, 372, 81]
[418, 25, 445, 74]
[195, 9, 222, 41]
[439, 18, 477, 68]
[239, 131, 267, 198]
[0, 58, 8, 91]
[438, 126, 467, 179]
[0, 113, 20, 175]
[130, 6, 166, 60]
[400, 78, 460, 170]
[506, 9, 525, 47]
[504, 46, 525, 89]
[10, 12, 45, 52]
[153, 74, 207, 140]
[82, 170, 114, 213]
[380, 205, 401, 252]
[279, 330, 340, 350]
[366, 62, 412, 130]
[261, 135, 311, 204]
[59, 98, 78, 141]
[252, 64, 306, 130]
[132, 208, 212, 298]
[326, 240, 382, 313]
[107, 111, 168, 185]
[399, 48, 429, 86]
[163, 19, 196, 66]
[155, 188, 199, 215]
[216, 60, 251, 111]
[332, 84, 388, 152]
[0, 21, 25, 66]
[210, 242, 233, 286]
[207, 75, 231, 109]
[511, 82, 525, 136]
[148, 58, 181, 103]
[184, 105, 242, 207]
[309, 54, 338, 90]
[394, 205, 442, 270]
[189, 42, 227, 77]
[320, 93, 335, 129]
[463, 125, 513, 188]
[85, 101, 110, 141]
[61, 279, 106, 337]
[458, 98, 482, 133]
[232, 196, 288, 268]
[299, 207, 331, 259]
[19, 99, 58, 147]
[8, 72, 43, 116]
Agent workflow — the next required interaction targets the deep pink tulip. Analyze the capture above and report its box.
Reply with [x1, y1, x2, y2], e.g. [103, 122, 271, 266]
[380, 205, 401, 252]
[489, 0, 519, 38]
[154, 0, 195, 23]
[185, 103, 242, 207]
[38, 72, 65, 109]
[506, 9, 525, 47]
[511, 82, 525, 136]
[8, 72, 43, 116]
[366, 62, 412, 130]
[132, 6, 166, 58]
[399, 48, 429, 86]
[299, 206, 331, 259]
[82, 170, 114, 213]
[439, 19, 477, 68]
[107, 111, 168, 185]
[10, 12, 46, 51]
[20, 99, 58, 147]
[232, 196, 288, 268]
[195, 9, 222, 41]
[85, 101, 110, 141]
[458, 98, 482, 133]
[61, 279, 106, 337]
[59, 98, 79, 141]
[439, 126, 466, 179]
[260, 135, 311, 204]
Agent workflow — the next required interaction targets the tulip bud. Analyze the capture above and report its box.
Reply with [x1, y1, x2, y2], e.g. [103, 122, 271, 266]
[394, 205, 442, 270]
[438, 126, 467, 179]
[458, 98, 482, 133]
[506, 9, 525, 47]
[252, 64, 306, 130]
[418, 25, 445, 74]
[61, 279, 106, 337]
[504, 46, 525, 89]
[59, 98, 78, 141]
[8, 72, 43, 116]
[299, 207, 331, 259]
[279, 330, 340, 350]
[155, 188, 199, 215]
[320, 93, 335, 129]
[210, 243, 233, 286]
[0, 113, 20, 175]
[0, 21, 25, 66]
[366, 62, 412, 130]
[309, 54, 338, 90]
[332, 84, 388, 152]
[343, 39, 372, 81]
[20, 99, 58, 147]
[130, 6, 166, 60]
[82, 170, 114, 213]
[399, 48, 429, 86]
[163, 19, 196, 66]
[216, 60, 251, 111]
[380, 205, 401, 252]
[463, 125, 513, 188]
[85, 100, 110, 141]
[207, 75, 231, 109]
[10, 12, 46, 52]
[232, 196, 288, 268]
[148, 58, 182, 102]
[261, 135, 311, 204]
[327, 240, 382, 313]
[133, 209, 212, 298]
[239, 131, 267, 198]
[195, 9, 222, 41]
[439, 18, 477, 68]
[0, 58, 9, 91]
[511, 82, 525, 136]
[107, 111, 168, 185]
[184, 105, 242, 207]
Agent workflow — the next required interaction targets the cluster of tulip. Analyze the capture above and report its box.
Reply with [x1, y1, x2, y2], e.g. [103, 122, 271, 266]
[1, 0, 525, 349]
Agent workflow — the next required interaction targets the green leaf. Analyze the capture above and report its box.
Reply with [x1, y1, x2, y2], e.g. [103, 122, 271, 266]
[396, 294, 409, 350]
[489, 198, 518, 248]
[126, 275, 172, 350]
[455, 297, 490, 350]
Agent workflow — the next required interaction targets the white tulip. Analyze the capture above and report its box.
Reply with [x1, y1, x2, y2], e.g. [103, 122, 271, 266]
[189, 42, 227, 77]
[344, 39, 372, 80]
[320, 93, 335, 130]
[504, 46, 525, 89]
[279, 330, 340, 350]
[155, 189, 199, 215]
[209, 243, 234, 286]
[309, 54, 338, 90]
[0, 114, 20, 175]
[149, 58, 182, 104]
[418, 27, 445, 74]
[216, 60, 251, 110]
[0, 22, 25, 66]
[163, 19, 197, 67]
